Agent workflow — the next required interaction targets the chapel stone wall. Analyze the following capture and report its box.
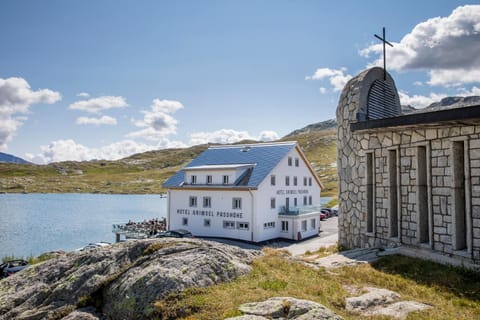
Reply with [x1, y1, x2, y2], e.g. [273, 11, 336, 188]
[337, 67, 480, 265]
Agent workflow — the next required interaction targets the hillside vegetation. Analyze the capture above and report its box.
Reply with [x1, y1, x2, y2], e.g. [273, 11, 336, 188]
[0, 123, 338, 195]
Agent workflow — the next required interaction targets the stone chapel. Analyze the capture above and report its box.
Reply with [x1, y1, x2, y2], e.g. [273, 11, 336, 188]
[337, 67, 480, 268]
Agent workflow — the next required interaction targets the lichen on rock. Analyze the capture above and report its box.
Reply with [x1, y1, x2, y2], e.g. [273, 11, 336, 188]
[0, 238, 260, 320]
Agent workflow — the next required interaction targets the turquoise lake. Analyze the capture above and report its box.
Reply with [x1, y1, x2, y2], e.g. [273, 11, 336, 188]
[0, 194, 334, 258]
[0, 194, 167, 258]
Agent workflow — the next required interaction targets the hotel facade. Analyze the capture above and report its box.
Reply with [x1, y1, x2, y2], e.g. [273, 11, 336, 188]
[163, 142, 323, 243]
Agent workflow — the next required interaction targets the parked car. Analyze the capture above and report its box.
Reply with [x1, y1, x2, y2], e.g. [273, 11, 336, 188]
[321, 208, 333, 218]
[76, 242, 111, 251]
[320, 212, 328, 221]
[0, 259, 29, 278]
[330, 207, 338, 216]
[155, 229, 193, 238]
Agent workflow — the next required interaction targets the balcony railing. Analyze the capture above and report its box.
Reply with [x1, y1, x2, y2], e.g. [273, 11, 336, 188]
[278, 205, 321, 216]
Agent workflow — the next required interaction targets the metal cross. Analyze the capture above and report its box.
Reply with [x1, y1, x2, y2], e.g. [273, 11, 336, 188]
[374, 27, 393, 80]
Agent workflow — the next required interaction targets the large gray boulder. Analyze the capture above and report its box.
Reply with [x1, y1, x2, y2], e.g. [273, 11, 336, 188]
[0, 238, 260, 320]
[227, 297, 343, 320]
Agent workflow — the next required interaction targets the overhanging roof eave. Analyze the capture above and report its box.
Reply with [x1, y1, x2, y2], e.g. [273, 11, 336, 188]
[351, 104, 480, 131]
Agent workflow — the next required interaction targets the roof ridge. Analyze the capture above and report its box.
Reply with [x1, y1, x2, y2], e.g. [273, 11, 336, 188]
[208, 141, 297, 149]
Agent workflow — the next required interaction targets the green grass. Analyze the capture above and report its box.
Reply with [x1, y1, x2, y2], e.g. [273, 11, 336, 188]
[151, 249, 480, 320]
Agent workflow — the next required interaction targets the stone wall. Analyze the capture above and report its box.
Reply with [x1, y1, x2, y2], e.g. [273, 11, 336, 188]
[337, 67, 480, 265]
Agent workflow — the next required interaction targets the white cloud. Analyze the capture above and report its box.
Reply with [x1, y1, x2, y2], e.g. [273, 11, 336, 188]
[257, 130, 279, 142]
[127, 99, 184, 141]
[76, 115, 117, 126]
[360, 5, 480, 87]
[189, 129, 253, 145]
[0, 77, 61, 150]
[69, 96, 128, 114]
[76, 92, 90, 98]
[188, 129, 279, 145]
[319, 87, 327, 94]
[26, 138, 187, 164]
[398, 91, 447, 108]
[305, 67, 353, 92]
[457, 86, 480, 96]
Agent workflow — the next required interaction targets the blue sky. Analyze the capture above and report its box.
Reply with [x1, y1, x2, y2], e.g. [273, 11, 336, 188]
[1, 1, 479, 163]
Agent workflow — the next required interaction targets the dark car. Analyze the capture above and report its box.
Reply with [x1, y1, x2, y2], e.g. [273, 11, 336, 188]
[0, 259, 29, 278]
[320, 212, 327, 221]
[321, 208, 332, 218]
[155, 229, 193, 238]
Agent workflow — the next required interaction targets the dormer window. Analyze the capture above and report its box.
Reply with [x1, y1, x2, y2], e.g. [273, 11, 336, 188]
[223, 175, 229, 184]
[288, 157, 292, 166]
[295, 158, 299, 167]
[191, 175, 197, 184]
[206, 175, 212, 184]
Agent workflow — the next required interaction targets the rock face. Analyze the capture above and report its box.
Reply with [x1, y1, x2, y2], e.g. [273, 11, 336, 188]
[345, 286, 432, 319]
[227, 297, 343, 320]
[0, 238, 260, 320]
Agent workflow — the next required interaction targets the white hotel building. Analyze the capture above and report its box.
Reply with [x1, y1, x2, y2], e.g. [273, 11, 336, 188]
[163, 141, 324, 243]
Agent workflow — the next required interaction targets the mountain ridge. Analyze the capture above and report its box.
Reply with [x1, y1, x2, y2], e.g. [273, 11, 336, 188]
[0, 152, 30, 164]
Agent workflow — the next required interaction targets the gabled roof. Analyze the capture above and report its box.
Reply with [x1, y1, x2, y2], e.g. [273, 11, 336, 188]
[163, 142, 297, 188]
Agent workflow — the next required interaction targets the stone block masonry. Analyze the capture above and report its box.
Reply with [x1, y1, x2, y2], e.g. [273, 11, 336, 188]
[337, 67, 480, 266]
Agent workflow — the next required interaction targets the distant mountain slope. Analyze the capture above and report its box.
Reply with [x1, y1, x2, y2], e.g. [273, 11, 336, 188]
[284, 119, 337, 137]
[0, 152, 30, 164]
[402, 96, 480, 114]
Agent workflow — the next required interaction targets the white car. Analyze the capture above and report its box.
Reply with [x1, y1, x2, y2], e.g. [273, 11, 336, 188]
[76, 242, 111, 251]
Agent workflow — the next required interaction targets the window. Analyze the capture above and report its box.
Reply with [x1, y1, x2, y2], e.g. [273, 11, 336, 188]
[308, 196, 312, 205]
[388, 149, 399, 238]
[303, 196, 307, 206]
[295, 158, 299, 167]
[281, 221, 289, 232]
[288, 157, 292, 166]
[293, 176, 297, 186]
[417, 146, 430, 244]
[270, 175, 276, 186]
[264, 222, 275, 229]
[285, 176, 290, 186]
[189, 196, 197, 207]
[453, 141, 468, 250]
[311, 218, 316, 230]
[303, 177, 307, 186]
[191, 175, 197, 184]
[285, 197, 290, 210]
[182, 217, 188, 226]
[232, 198, 242, 209]
[204, 219, 211, 227]
[223, 221, 235, 229]
[206, 175, 212, 184]
[203, 196, 211, 208]
[270, 197, 276, 209]
[237, 222, 249, 230]
[301, 220, 307, 231]
[223, 175, 229, 184]
[366, 152, 374, 233]
[294, 197, 298, 207]
[308, 177, 312, 186]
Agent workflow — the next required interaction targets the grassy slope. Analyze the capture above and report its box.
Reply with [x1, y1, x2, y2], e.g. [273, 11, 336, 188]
[154, 250, 480, 320]
[0, 130, 338, 195]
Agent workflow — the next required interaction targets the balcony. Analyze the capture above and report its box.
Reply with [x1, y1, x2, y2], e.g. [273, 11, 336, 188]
[278, 205, 321, 216]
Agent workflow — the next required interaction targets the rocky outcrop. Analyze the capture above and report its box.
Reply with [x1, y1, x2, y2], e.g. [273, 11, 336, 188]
[0, 238, 260, 320]
[345, 286, 432, 319]
[226, 297, 343, 320]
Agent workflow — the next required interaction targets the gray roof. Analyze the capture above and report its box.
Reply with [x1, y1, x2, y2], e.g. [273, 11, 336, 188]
[163, 142, 297, 188]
